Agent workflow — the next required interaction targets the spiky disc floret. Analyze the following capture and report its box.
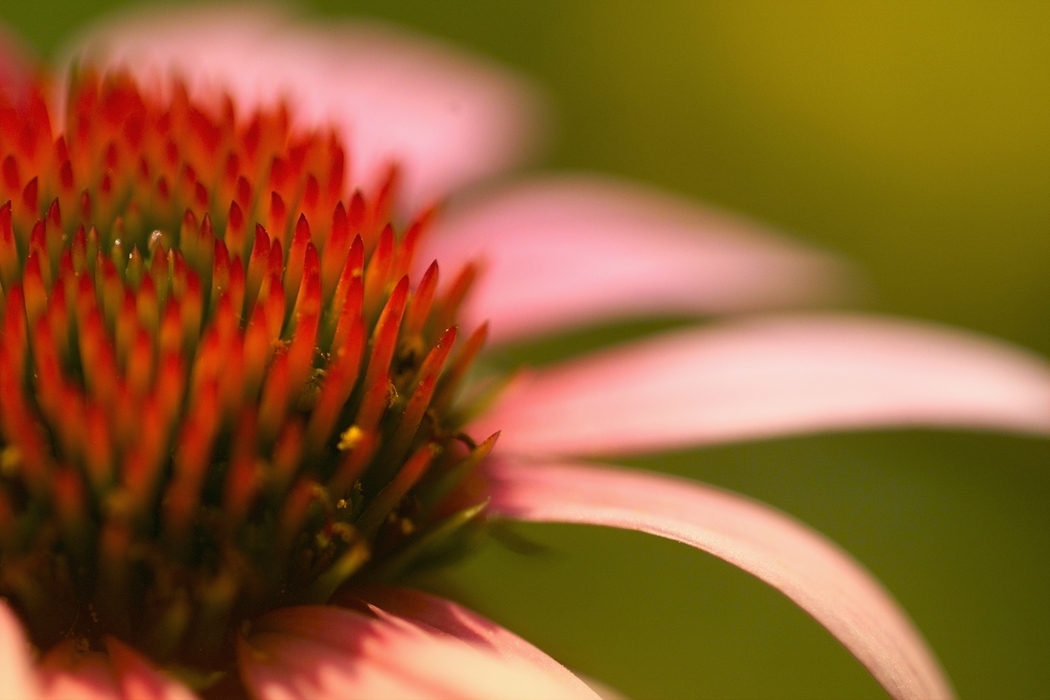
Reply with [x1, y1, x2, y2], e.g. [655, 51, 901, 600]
[0, 69, 493, 669]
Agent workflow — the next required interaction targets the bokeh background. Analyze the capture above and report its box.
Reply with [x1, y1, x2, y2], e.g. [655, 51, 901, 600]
[4, 1, 1049, 698]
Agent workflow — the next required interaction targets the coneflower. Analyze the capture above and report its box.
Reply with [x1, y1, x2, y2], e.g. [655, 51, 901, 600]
[0, 63, 497, 672]
[1, 6, 1048, 699]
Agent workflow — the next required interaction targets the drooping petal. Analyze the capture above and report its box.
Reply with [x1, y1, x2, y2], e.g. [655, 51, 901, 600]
[64, 4, 542, 210]
[104, 637, 199, 700]
[238, 605, 600, 700]
[343, 586, 596, 697]
[477, 313, 1050, 455]
[485, 457, 954, 700]
[0, 602, 39, 700]
[422, 177, 846, 344]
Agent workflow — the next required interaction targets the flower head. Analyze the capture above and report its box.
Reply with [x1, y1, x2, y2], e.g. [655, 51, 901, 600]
[1, 5, 1049, 700]
[0, 48, 503, 672]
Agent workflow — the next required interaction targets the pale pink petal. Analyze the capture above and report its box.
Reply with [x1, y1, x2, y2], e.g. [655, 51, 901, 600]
[346, 586, 595, 697]
[477, 313, 1050, 455]
[104, 637, 199, 700]
[421, 176, 846, 344]
[36, 637, 196, 700]
[38, 641, 119, 700]
[239, 605, 600, 700]
[0, 602, 39, 699]
[65, 4, 542, 210]
[239, 631, 428, 700]
[486, 457, 954, 700]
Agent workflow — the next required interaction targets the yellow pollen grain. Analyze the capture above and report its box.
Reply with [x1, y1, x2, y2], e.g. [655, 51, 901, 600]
[338, 426, 365, 451]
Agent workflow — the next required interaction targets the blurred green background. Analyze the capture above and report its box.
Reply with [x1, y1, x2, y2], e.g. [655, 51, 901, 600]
[4, 1, 1049, 698]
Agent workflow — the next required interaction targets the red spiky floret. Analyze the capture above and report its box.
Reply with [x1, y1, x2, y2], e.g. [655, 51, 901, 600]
[0, 68, 492, 672]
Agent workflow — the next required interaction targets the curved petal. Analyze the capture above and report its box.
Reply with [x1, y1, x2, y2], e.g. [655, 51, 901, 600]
[477, 313, 1050, 455]
[104, 637, 198, 700]
[343, 586, 596, 697]
[485, 457, 954, 700]
[422, 176, 846, 344]
[0, 602, 39, 699]
[64, 4, 543, 210]
[239, 605, 599, 700]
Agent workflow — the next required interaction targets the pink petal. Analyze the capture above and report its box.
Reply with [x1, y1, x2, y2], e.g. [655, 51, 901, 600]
[485, 457, 955, 700]
[477, 313, 1050, 455]
[239, 631, 429, 700]
[239, 605, 600, 700]
[37, 637, 197, 700]
[421, 176, 846, 344]
[38, 641, 119, 700]
[0, 602, 39, 699]
[345, 586, 595, 697]
[64, 5, 542, 210]
[104, 637, 199, 700]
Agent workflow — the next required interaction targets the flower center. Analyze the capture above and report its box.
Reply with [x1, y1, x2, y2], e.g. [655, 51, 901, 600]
[0, 69, 492, 672]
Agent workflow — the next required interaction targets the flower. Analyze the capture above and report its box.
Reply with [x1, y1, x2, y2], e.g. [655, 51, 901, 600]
[1, 6, 1049, 700]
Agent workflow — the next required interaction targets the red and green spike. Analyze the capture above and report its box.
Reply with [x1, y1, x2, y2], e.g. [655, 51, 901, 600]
[0, 69, 493, 673]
